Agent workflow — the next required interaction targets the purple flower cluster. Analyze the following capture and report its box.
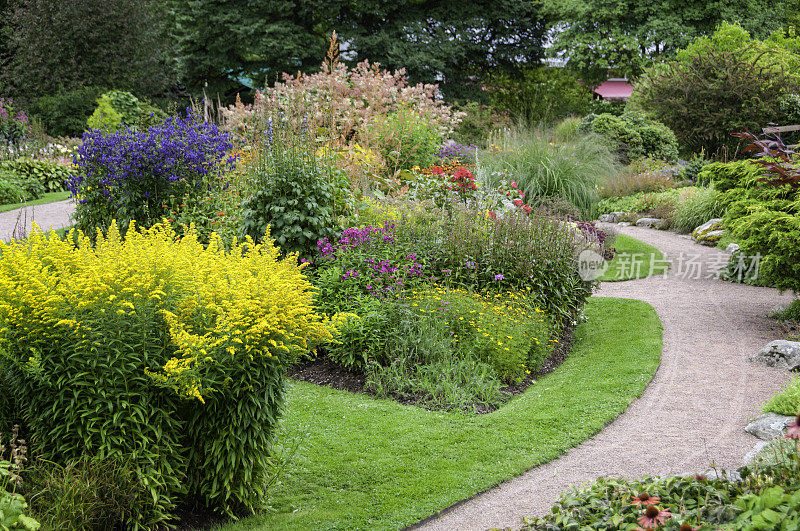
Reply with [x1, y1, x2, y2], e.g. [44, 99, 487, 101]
[0, 98, 29, 145]
[437, 143, 478, 162]
[317, 223, 397, 259]
[317, 222, 425, 297]
[70, 114, 234, 229]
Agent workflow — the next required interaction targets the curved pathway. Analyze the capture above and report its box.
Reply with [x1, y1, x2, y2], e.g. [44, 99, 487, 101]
[417, 224, 796, 530]
[0, 199, 75, 242]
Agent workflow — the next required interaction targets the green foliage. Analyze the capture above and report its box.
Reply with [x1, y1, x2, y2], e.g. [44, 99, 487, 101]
[630, 23, 800, 157]
[0, 463, 39, 530]
[698, 160, 764, 192]
[0, 225, 332, 520]
[23, 455, 159, 531]
[30, 87, 106, 138]
[87, 91, 168, 132]
[671, 187, 726, 233]
[450, 102, 506, 146]
[596, 187, 685, 219]
[240, 164, 337, 259]
[488, 66, 591, 125]
[525, 474, 744, 529]
[2, 0, 176, 106]
[732, 486, 800, 529]
[364, 109, 442, 172]
[763, 374, 800, 416]
[0, 159, 74, 193]
[0, 169, 45, 205]
[341, 0, 547, 101]
[579, 112, 679, 162]
[547, 1, 792, 85]
[479, 127, 618, 217]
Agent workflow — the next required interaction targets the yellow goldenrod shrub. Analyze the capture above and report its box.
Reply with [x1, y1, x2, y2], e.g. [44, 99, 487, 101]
[0, 222, 333, 522]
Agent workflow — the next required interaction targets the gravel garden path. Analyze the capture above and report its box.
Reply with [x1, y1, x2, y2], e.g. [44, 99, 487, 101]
[0, 199, 75, 242]
[417, 224, 796, 531]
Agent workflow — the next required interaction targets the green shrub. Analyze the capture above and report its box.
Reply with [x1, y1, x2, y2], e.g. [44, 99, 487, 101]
[552, 117, 582, 142]
[697, 160, 763, 192]
[671, 187, 726, 233]
[478, 127, 617, 216]
[488, 66, 591, 126]
[763, 375, 800, 416]
[0, 176, 27, 205]
[451, 101, 506, 146]
[629, 23, 800, 157]
[32, 87, 106, 138]
[85, 98, 123, 132]
[23, 455, 158, 531]
[0, 169, 45, 205]
[363, 108, 442, 172]
[0, 159, 74, 193]
[579, 112, 679, 162]
[596, 188, 685, 217]
[86, 91, 169, 132]
[396, 206, 596, 328]
[240, 163, 337, 259]
[0, 224, 333, 520]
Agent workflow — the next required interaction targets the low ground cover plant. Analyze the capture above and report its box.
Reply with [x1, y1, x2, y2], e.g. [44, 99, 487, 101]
[0, 223, 334, 524]
[527, 425, 800, 530]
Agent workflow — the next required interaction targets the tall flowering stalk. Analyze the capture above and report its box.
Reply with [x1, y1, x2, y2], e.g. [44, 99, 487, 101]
[70, 113, 234, 238]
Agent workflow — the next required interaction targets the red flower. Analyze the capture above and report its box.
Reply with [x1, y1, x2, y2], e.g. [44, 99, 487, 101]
[523, 204, 532, 213]
[513, 199, 523, 207]
[638, 506, 671, 528]
[511, 181, 517, 188]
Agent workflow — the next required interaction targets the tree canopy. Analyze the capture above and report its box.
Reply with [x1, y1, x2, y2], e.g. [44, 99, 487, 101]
[1, 0, 176, 104]
[548, 0, 793, 84]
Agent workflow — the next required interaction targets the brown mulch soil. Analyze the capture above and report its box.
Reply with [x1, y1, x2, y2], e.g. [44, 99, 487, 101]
[287, 325, 575, 414]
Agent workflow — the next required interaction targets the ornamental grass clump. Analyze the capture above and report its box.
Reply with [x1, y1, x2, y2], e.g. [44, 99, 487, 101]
[0, 223, 333, 522]
[70, 114, 235, 239]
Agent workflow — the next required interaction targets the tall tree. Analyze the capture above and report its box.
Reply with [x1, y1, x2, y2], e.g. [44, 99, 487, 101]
[339, 0, 548, 100]
[170, 0, 340, 98]
[548, 0, 793, 84]
[1, 0, 176, 103]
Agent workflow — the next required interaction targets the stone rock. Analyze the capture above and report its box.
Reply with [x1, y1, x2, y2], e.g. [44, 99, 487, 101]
[744, 413, 796, 441]
[702, 469, 742, 482]
[742, 440, 770, 464]
[617, 222, 632, 227]
[635, 217, 667, 229]
[599, 212, 629, 223]
[749, 340, 800, 371]
[726, 243, 740, 254]
[692, 218, 724, 245]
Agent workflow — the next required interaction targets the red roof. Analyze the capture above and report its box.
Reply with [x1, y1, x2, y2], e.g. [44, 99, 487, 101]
[594, 80, 633, 100]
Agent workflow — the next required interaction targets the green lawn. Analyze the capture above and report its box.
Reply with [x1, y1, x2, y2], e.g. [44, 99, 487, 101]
[219, 297, 663, 530]
[0, 191, 71, 213]
[601, 233, 667, 282]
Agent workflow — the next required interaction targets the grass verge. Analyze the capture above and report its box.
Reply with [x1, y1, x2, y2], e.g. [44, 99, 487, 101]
[601, 234, 666, 282]
[0, 191, 71, 213]
[219, 297, 662, 531]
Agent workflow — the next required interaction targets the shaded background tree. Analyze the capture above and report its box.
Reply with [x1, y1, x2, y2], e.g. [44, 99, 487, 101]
[169, 0, 342, 98]
[338, 0, 548, 101]
[547, 0, 793, 85]
[1, 0, 177, 105]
